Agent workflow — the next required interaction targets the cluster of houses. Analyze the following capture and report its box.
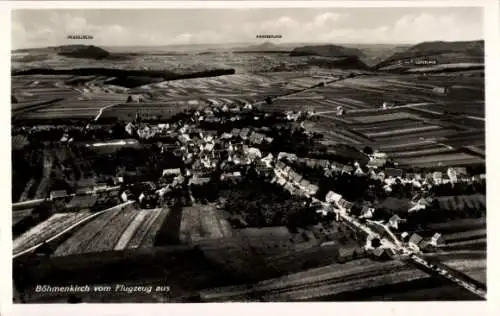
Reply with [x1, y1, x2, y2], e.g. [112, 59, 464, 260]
[271, 160, 319, 198]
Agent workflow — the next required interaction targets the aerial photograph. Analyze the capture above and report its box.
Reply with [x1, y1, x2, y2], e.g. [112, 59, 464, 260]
[11, 7, 486, 303]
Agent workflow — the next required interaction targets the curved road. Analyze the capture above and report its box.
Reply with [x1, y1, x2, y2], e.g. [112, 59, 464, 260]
[13, 201, 135, 259]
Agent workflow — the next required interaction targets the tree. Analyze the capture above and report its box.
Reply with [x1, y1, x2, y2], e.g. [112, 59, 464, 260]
[363, 146, 374, 156]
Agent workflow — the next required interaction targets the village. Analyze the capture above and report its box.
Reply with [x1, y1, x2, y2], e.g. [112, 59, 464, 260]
[11, 96, 480, 263]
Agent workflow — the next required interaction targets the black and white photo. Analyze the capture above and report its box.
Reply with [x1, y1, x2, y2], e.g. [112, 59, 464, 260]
[8, 3, 492, 305]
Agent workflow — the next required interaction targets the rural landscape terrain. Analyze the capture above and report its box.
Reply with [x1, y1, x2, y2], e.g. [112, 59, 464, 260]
[11, 34, 486, 303]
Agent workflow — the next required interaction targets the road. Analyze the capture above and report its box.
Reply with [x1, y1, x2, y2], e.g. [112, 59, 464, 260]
[13, 201, 135, 259]
[275, 160, 486, 299]
[94, 103, 119, 121]
[320, 197, 486, 299]
[12, 185, 122, 210]
[315, 102, 485, 123]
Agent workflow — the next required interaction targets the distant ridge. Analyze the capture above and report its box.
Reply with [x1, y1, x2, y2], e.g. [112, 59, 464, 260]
[375, 40, 484, 71]
[14, 45, 111, 60]
[55, 45, 111, 59]
[233, 42, 291, 53]
[289, 44, 369, 69]
[290, 44, 364, 58]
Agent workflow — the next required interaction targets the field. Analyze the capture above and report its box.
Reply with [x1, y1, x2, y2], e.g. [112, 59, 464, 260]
[53, 205, 174, 256]
[12, 68, 485, 171]
[11, 46, 486, 302]
[436, 194, 486, 211]
[13, 211, 91, 255]
[199, 253, 485, 302]
[179, 205, 233, 243]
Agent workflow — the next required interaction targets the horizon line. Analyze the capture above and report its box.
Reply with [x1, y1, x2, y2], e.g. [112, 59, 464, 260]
[11, 38, 485, 51]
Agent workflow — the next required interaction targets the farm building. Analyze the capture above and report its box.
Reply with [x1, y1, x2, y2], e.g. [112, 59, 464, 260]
[408, 233, 424, 250]
[126, 94, 146, 103]
[382, 102, 395, 110]
[385, 168, 403, 178]
[432, 86, 449, 95]
[162, 168, 182, 177]
[66, 195, 98, 210]
[50, 190, 67, 200]
[336, 106, 345, 116]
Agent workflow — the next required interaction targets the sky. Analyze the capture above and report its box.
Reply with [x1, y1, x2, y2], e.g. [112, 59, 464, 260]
[11, 7, 483, 49]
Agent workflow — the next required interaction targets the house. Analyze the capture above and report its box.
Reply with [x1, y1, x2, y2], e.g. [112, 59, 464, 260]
[245, 147, 262, 160]
[342, 165, 354, 174]
[249, 132, 264, 145]
[382, 102, 395, 110]
[204, 143, 215, 152]
[276, 177, 287, 186]
[290, 172, 303, 183]
[336, 106, 345, 116]
[307, 184, 319, 195]
[92, 183, 108, 193]
[284, 182, 295, 193]
[261, 153, 274, 168]
[432, 86, 449, 95]
[454, 167, 468, 176]
[121, 190, 134, 202]
[428, 233, 444, 247]
[432, 171, 443, 184]
[172, 175, 186, 186]
[229, 106, 241, 113]
[360, 206, 374, 219]
[163, 168, 182, 177]
[50, 190, 67, 200]
[127, 94, 145, 103]
[337, 246, 355, 261]
[343, 201, 354, 210]
[388, 215, 404, 230]
[221, 171, 242, 181]
[384, 247, 397, 257]
[125, 122, 135, 135]
[318, 160, 329, 169]
[178, 134, 191, 144]
[275, 161, 286, 170]
[385, 168, 403, 178]
[368, 152, 388, 168]
[408, 233, 423, 250]
[156, 186, 171, 197]
[325, 191, 342, 204]
[239, 128, 251, 139]
[371, 247, 385, 257]
[278, 152, 298, 161]
[354, 166, 365, 176]
[113, 176, 124, 185]
[447, 167, 458, 183]
[231, 128, 241, 138]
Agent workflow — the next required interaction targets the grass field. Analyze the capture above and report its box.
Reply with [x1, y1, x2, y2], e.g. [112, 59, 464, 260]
[14, 211, 92, 254]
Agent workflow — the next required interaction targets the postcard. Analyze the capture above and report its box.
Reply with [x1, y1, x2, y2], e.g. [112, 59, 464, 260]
[2, 1, 499, 316]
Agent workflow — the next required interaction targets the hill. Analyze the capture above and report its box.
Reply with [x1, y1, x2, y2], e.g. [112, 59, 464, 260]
[290, 44, 363, 58]
[341, 44, 410, 67]
[55, 45, 111, 59]
[375, 40, 484, 72]
[234, 42, 291, 53]
[289, 44, 369, 70]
